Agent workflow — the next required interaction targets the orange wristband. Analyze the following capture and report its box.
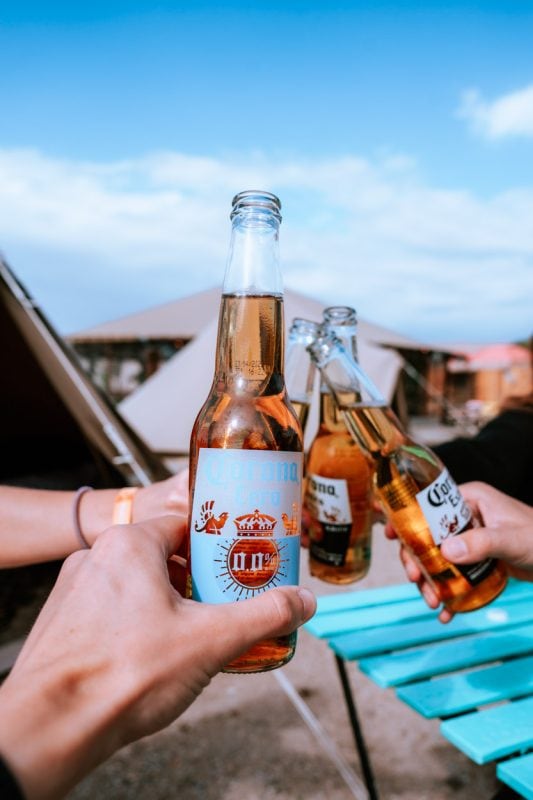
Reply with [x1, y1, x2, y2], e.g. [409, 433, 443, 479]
[112, 487, 138, 525]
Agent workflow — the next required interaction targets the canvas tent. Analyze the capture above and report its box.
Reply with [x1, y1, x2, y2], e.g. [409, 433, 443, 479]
[117, 289, 408, 463]
[74, 286, 224, 343]
[0, 256, 173, 650]
[0, 257, 170, 490]
[75, 286, 424, 350]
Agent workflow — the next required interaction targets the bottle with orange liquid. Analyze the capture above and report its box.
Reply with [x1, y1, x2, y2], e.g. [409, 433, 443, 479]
[188, 191, 304, 672]
[305, 307, 374, 584]
[308, 331, 507, 613]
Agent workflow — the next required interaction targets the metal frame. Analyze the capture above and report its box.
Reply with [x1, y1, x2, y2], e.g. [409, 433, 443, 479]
[335, 655, 380, 800]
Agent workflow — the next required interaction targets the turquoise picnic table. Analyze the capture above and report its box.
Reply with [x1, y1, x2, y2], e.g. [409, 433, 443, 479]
[305, 578, 533, 800]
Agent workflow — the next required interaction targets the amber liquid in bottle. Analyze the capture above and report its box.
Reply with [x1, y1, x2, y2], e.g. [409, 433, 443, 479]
[189, 294, 303, 672]
[341, 404, 507, 612]
[306, 392, 373, 584]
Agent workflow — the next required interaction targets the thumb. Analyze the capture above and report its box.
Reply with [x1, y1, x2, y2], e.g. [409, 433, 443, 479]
[208, 586, 316, 665]
[441, 525, 530, 569]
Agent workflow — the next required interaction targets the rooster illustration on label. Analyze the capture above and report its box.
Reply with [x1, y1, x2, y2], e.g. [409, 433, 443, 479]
[194, 500, 229, 534]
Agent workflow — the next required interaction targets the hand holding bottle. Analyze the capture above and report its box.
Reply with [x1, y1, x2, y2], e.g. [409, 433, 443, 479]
[0, 515, 316, 799]
[386, 481, 533, 622]
[442, 482, 533, 580]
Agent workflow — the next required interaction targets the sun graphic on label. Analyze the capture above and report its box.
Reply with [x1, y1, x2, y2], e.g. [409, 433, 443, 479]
[213, 508, 289, 599]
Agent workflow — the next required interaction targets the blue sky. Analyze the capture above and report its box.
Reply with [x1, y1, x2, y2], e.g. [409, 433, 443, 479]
[1, 1, 532, 343]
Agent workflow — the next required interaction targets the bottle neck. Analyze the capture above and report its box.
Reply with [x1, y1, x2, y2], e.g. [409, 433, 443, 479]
[342, 404, 408, 458]
[215, 210, 284, 392]
[214, 293, 284, 391]
[319, 390, 348, 431]
[310, 333, 398, 451]
[223, 211, 282, 296]
[319, 326, 361, 427]
[285, 321, 319, 405]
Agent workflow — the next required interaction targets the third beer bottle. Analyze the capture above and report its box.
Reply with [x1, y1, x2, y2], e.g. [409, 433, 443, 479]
[308, 331, 507, 613]
[188, 190, 304, 672]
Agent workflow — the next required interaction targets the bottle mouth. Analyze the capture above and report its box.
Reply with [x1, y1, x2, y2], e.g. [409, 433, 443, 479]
[289, 318, 321, 340]
[231, 190, 282, 222]
[323, 306, 357, 325]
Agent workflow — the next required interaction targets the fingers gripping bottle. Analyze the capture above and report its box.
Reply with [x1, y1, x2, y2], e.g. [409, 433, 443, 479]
[305, 307, 374, 584]
[188, 191, 304, 673]
[308, 332, 507, 613]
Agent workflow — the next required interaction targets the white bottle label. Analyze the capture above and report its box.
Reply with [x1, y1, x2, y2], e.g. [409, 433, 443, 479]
[190, 448, 303, 603]
[306, 474, 352, 525]
[306, 474, 353, 567]
[416, 469, 472, 545]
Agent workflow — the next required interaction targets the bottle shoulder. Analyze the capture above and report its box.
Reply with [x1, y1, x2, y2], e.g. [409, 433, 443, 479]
[191, 390, 303, 452]
[307, 430, 372, 479]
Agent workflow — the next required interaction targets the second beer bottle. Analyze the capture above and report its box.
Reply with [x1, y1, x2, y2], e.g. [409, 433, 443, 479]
[305, 307, 374, 583]
[188, 190, 304, 673]
[308, 331, 508, 613]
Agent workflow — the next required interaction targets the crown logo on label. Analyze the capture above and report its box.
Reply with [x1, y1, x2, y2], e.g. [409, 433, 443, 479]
[233, 509, 277, 537]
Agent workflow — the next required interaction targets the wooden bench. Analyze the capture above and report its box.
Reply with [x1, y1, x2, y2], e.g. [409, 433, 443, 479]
[305, 578, 533, 799]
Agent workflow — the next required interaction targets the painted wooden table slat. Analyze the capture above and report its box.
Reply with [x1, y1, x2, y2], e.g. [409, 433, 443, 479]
[440, 696, 533, 764]
[497, 753, 533, 800]
[396, 653, 533, 718]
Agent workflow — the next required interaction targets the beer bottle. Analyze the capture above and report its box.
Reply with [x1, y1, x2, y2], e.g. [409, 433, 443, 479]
[305, 308, 374, 584]
[285, 317, 320, 435]
[308, 332, 507, 613]
[188, 190, 304, 673]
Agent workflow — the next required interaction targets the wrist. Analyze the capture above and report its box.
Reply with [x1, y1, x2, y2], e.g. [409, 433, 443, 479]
[79, 487, 140, 546]
[78, 488, 118, 545]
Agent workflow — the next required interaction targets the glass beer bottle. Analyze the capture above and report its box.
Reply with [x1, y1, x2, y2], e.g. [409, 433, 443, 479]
[285, 317, 320, 435]
[305, 308, 374, 584]
[188, 190, 304, 673]
[308, 332, 507, 613]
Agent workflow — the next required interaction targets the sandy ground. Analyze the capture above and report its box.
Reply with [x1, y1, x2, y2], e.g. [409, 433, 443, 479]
[67, 525, 499, 800]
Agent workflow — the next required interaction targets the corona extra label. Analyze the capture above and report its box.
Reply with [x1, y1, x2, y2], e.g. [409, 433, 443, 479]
[191, 448, 303, 603]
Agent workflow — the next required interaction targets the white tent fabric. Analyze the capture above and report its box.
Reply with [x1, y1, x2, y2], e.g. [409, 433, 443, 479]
[119, 291, 404, 457]
[72, 286, 424, 350]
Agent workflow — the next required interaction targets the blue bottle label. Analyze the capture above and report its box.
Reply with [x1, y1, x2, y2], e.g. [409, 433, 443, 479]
[190, 448, 303, 603]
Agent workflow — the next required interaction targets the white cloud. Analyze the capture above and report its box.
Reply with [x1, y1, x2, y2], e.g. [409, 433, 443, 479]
[458, 84, 533, 140]
[0, 147, 531, 343]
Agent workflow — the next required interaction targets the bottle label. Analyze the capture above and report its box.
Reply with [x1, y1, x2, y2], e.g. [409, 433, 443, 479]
[415, 469, 471, 545]
[190, 448, 303, 603]
[416, 468, 495, 586]
[306, 474, 352, 566]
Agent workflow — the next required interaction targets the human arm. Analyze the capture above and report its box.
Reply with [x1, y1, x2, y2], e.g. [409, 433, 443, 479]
[0, 470, 189, 567]
[432, 406, 533, 506]
[0, 514, 316, 800]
